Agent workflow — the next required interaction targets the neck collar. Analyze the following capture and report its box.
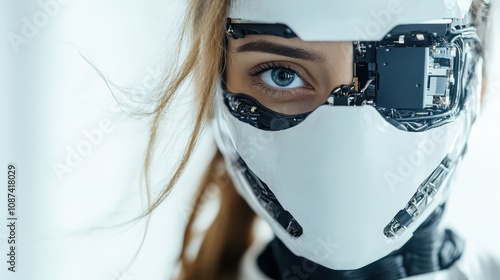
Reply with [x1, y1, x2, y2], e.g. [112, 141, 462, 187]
[256, 204, 464, 280]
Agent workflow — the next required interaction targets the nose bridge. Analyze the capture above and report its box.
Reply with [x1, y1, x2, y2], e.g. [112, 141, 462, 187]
[323, 41, 355, 92]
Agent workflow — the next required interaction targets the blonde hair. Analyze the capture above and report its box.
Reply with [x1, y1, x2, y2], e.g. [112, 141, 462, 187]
[143, 0, 229, 215]
[140, 0, 255, 279]
[141, 1, 491, 279]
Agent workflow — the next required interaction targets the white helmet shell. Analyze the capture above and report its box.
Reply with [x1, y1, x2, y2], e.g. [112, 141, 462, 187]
[229, 0, 473, 41]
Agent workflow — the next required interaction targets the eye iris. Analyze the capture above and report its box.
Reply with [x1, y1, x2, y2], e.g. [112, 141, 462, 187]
[271, 68, 295, 87]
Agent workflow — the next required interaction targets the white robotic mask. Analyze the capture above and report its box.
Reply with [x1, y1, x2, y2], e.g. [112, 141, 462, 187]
[212, 0, 483, 270]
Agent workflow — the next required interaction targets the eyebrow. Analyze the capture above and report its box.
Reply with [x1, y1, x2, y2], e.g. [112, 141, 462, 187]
[235, 41, 325, 62]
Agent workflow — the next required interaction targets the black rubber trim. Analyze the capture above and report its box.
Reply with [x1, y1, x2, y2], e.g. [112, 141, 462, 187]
[237, 157, 303, 238]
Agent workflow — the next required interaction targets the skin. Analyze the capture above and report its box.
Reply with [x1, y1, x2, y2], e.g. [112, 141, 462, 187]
[225, 35, 353, 115]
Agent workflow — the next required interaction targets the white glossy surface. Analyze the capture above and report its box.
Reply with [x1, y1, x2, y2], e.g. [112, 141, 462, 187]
[229, 0, 472, 41]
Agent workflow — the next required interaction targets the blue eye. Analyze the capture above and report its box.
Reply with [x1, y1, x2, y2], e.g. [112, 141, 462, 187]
[261, 68, 305, 89]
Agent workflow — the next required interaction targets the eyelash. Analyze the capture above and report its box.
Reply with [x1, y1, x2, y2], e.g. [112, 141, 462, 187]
[247, 62, 312, 98]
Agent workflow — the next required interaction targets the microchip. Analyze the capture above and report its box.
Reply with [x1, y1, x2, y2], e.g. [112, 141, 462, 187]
[428, 77, 448, 96]
[433, 58, 451, 67]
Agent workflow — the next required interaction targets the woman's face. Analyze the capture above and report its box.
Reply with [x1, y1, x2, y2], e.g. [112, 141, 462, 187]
[225, 35, 353, 115]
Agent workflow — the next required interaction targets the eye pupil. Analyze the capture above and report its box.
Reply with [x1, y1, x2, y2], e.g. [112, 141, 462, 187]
[271, 68, 295, 87]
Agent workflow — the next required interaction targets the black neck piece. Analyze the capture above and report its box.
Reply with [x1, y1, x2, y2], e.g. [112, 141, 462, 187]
[257, 204, 464, 280]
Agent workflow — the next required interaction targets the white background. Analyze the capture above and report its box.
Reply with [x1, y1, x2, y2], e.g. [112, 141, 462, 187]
[0, 1, 499, 280]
